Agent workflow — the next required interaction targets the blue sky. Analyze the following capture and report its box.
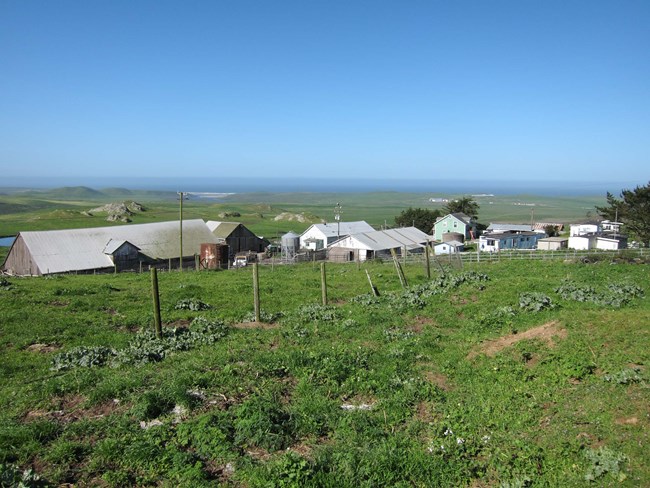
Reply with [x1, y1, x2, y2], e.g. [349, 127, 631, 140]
[1, 0, 648, 187]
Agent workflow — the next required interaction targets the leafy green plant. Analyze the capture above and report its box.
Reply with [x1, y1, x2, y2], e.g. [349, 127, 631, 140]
[0, 463, 47, 487]
[51, 318, 229, 369]
[293, 304, 340, 322]
[269, 451, 314, 487]
[603, 368, 642, 385]
[50, 345, 116, 371]
[174, 298, 211, 311]
[584, 446, 627, 482]
[556, 279, 644, 307]
[242, 310, 284, 323]
[518, 292, 554, 312]
[0, 277, 12, 290]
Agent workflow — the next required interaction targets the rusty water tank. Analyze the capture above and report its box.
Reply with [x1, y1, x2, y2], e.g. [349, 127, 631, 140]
[442, 232, 464, 243]
[201, 243, 229, 269]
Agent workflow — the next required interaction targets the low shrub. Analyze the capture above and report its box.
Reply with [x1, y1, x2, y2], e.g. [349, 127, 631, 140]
[518, 292, 555, 312]
[51, 317, 229, 370]
[174, 298, 211, 311]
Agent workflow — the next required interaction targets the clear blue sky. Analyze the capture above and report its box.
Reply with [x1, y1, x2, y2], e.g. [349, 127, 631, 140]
[1, 0, 648, 186]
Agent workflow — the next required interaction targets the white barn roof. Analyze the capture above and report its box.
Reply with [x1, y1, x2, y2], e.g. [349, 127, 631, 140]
[9, 220, 217, 275]
[330, 227, 430, 252]
[303, 221, 375, 239]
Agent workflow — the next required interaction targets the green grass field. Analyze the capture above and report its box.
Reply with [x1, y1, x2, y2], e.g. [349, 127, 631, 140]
[1, 257, 648, 486]
[0, 186, 605, 240]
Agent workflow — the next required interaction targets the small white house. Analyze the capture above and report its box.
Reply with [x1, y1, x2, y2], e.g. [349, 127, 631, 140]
[433, 240, 464, 255]
[299, 221, 375, 250]
[570, 223, 601, 236]
[568, 235, 596, 250]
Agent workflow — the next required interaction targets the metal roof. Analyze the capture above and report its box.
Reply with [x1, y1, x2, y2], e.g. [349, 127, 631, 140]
[17, 219, 217, 274]
[103, 239, 140, 255]
[206, 221, 241, 238]
[303, 221, 375, 238]
[435, 240, 464, 247]
[330, 227, 430, 251]
[487, 223, 532, 232]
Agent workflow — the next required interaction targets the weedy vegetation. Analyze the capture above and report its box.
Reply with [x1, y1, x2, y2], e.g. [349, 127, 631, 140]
[0, 258, 648, 486]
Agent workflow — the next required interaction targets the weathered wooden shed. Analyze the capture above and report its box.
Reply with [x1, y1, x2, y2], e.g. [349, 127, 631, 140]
[206, 221, 269, 258]
[1, 219, 218, 276]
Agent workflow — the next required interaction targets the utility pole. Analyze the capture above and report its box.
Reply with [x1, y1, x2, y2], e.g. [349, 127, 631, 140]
[178, 192, 188, 272]
[334, 202, 342, 240]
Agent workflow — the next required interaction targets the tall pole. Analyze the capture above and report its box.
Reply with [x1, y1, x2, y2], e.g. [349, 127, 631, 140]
[178, 191, 184, 272]
[335, 202, 342, 240]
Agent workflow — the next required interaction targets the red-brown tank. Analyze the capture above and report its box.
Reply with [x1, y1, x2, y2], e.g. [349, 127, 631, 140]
[201, 243, 229, 269]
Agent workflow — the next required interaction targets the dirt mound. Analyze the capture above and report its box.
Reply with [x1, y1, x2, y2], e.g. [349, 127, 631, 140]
[468, 320, 567, 359]
[232, 321, 278, 330]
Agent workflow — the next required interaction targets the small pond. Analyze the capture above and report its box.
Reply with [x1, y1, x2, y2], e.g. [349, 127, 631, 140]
[0, 236, 16, 247]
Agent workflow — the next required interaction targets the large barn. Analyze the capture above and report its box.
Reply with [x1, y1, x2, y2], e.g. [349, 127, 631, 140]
[1, 219, 218, 276]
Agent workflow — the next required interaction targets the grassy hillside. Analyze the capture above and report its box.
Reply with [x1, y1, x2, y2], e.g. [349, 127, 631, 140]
[0, 258, 648, 486]
[0, 187, 604, 239]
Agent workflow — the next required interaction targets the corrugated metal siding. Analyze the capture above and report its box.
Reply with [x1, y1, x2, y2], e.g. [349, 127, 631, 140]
[331, 227, 429, 252]
[5, 220, 217, 275]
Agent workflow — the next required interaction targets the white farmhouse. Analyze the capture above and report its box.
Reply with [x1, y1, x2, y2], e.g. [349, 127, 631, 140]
[299, 221, 375, 251]
[570, 222, 601, 236]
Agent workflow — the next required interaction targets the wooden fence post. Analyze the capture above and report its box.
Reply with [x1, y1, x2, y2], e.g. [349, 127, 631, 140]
[390, 248, 408, 288]
[150, 266, 162, 339]
[253, 263, 261, 322]
[321, 262, 328, 306]
[425, 244, 431, 279]
[365, 269, 380, 297]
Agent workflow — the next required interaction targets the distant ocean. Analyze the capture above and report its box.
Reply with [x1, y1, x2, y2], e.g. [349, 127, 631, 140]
[1, 176, 631, 196]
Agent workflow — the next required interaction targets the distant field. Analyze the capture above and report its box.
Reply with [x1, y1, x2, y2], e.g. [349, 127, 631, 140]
[0, 186, 605, 240]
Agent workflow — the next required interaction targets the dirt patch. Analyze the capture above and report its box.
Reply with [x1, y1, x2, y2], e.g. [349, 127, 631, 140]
[423, 371, 452, 391]
[24, 395, 123, 424]
[409, 316, 437, 334]
[48, 300, 69, 307]
[415, 401, 437, 424]
[166, 319, 191, 328]
[25, 343, 61, 353]
[232, 321, 278, 330]
[468, 320, 567, 359]
[615, 417, 639, 425]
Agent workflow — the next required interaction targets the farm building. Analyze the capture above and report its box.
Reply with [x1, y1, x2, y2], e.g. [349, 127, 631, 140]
[568, 234, 627, 251]
[486, 223, 533, 234]
[433, 240, 464, 255]
[537, 237, 569, 251]
[1, 220, 218, 276]
[433, 213, 476, 241]
[328, 227, 430, 262]
[299, 221, 375, 251]
[206, 221, 269, 258]
[479, 231, 544, 252]
[570, 222, 601, 236]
